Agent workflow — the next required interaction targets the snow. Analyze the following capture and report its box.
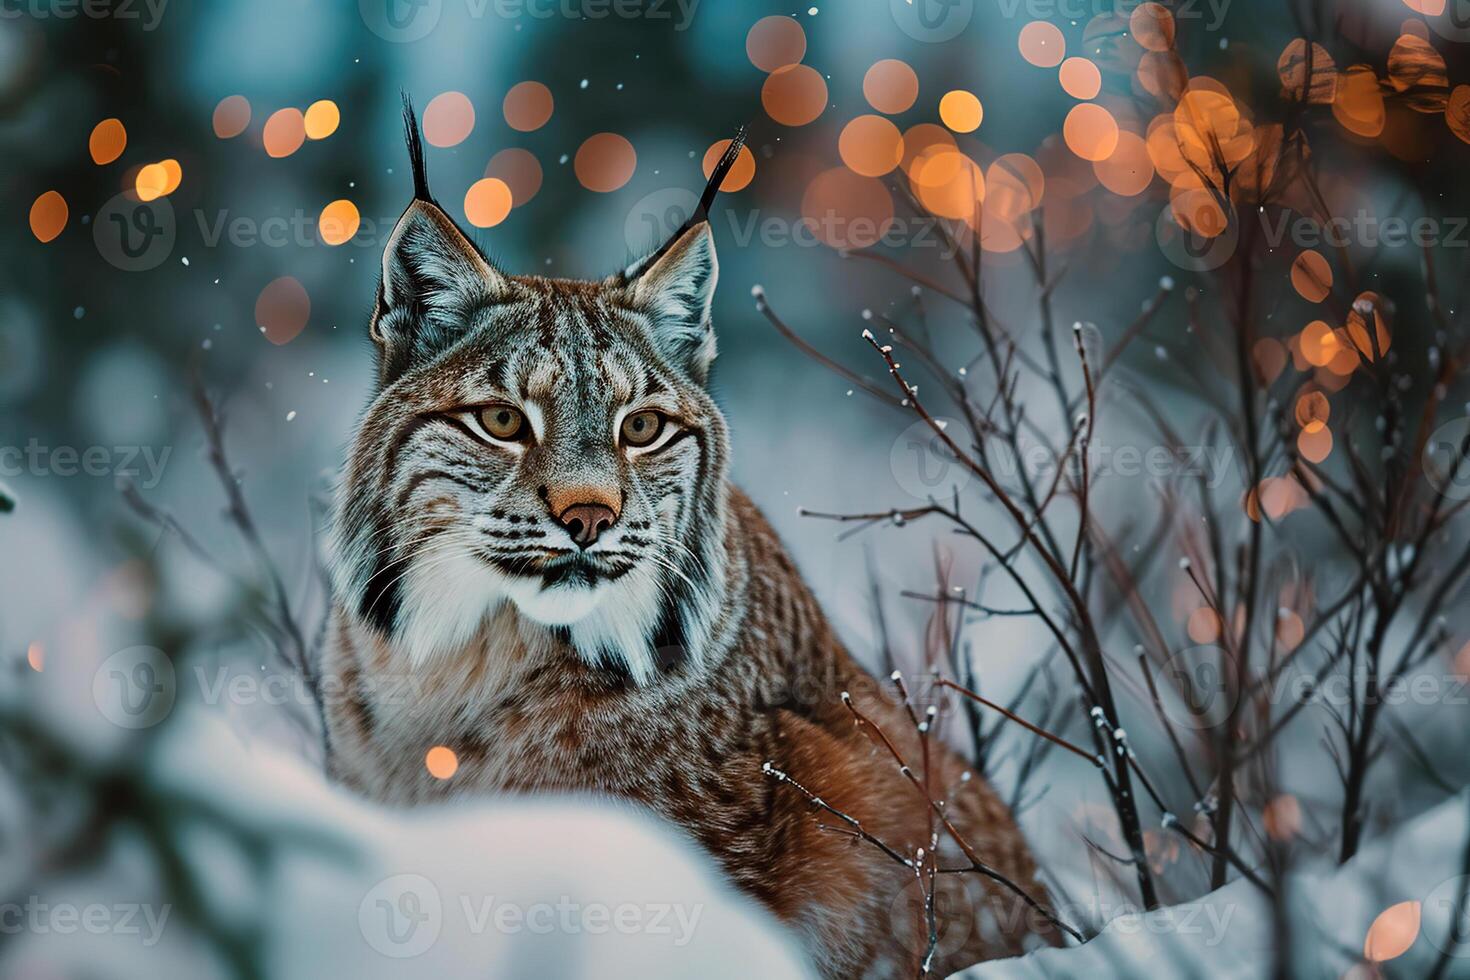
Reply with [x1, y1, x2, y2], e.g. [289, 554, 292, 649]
[956, 788, 1470, 979]
[2, 702, 814, 980]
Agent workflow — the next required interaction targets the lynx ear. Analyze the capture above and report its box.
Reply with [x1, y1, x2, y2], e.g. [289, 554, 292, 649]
[371, 98, 508, 382]
[625, 222, 719, 381]
[618, 127, 744, 383]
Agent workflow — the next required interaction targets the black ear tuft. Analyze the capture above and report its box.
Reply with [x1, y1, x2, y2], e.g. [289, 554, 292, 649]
[619, 125, 746, 284]
[401, 92, 432, 203]
[695, 125, 747, 222]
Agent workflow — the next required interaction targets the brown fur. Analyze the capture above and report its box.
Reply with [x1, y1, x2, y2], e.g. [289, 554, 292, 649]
[325, 486, 1055, 977]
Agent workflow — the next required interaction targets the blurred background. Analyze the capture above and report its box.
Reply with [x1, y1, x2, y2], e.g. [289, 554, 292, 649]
[6, 0, 1470, 976]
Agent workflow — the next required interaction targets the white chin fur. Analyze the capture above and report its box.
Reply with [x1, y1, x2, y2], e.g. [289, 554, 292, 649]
[390, 546, 669, 685]
[502, 578, 605, 625]
[396, 549, 502, 668]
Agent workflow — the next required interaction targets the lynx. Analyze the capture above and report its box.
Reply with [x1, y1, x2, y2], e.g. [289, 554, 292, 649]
[323, 105, 1055, 977]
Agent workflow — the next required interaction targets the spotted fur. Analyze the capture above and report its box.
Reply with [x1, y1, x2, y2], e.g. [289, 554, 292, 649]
[323, 107, 1054, 977]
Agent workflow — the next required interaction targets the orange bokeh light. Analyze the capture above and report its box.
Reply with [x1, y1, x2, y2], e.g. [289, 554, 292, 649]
[29, 191, 67, 242]
[213, 95, 251, 139]
[1187, 607, 1222, 643]
[839, 115, 904, 177]
[1334, 66, 1386, 138]
[863, 59, 919, 114]
[1364, 901, 1421, 962]
[1295, 390, 1330, 432]
[318, 199, 360, 245]
[304, 99, 340, 140]
[1064, 103, 1119, 161]
[1290, 250, 1332, 302]
[89, 118, 127, 165]
[800, 167, 894, 250]
[746, 15, 806, 73]
[135, 160, 181, 202]
[263, 108, 306, 158]
[256, 276, 310, 345]
[938, 90, 983, 133]
[503, 81, 554, 132]
[701, 139, 756, 192]
[485, 147, 543, 206]
[762, 64, 828, 127]
[1019, 21, 1065, 68]
[901, 123, 959, 187]
[423, 91, 475, 148]
[425, 745, 460, 779]
[1346, 293, 1392, 360]
[1059, 58, 1102, 100]
[1094, 131, 1154, 196]
[914, 153, 985, 222]
[464, 178, 513, 227]
[574, 133, 636, 192]
[1130, 2, 1175, 52]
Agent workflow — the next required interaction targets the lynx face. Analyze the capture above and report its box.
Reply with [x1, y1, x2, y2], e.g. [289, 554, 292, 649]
[331, 121, 735, 683]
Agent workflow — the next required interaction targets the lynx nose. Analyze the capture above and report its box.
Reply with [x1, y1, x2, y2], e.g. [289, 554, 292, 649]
[558, 503, 618, 548]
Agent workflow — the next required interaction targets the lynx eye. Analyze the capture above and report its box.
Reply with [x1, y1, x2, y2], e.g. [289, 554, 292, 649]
[477, 404, 527, 441]
[620, 410, 665, 447]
